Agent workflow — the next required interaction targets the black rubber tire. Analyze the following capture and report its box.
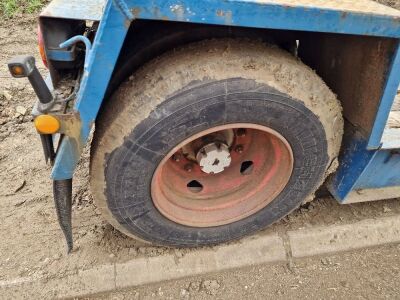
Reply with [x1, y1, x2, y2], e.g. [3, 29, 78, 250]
[90, 39, 343, 247]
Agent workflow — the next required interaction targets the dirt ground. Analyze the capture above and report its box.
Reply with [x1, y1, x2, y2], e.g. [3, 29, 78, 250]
[1, 2, 400, 299]
[90, 244, 400, 300]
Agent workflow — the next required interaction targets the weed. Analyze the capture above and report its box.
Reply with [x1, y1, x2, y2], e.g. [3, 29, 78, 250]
[0, 0, 47, 18]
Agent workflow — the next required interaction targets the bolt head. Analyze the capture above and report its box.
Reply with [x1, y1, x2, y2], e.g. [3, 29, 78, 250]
[237, 128, 246, 137]
[184, 163, 193, 172]
[172, 153, 181, 162]
[235, 145, 244, 153]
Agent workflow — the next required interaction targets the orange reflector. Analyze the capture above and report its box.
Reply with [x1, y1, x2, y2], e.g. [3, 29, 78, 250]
[34, 115, 60, 134]
[11, 66, 25, 76]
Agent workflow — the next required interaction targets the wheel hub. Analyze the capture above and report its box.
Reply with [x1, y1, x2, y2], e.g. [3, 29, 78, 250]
[196, 142, 231, 174]
[151, 124, 294, 227]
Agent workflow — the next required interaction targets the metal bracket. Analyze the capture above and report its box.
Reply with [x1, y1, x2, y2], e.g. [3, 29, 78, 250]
[59, 35, 92, 72]
[55, 113, 82, 140]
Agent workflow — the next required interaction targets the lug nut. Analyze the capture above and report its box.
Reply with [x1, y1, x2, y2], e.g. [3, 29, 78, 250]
[235, 145, 244, 153]
[237, 128, 246, 137]
[172, 153, 181, 162]
[184, 163, 193, 172]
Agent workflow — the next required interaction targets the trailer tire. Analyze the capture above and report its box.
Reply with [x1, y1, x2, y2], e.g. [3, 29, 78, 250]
[90, 39, 343, 247]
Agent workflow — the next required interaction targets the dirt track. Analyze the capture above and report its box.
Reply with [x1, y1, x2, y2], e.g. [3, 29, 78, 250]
[92, 244, 400, 300]
[1, 3, 400, 298]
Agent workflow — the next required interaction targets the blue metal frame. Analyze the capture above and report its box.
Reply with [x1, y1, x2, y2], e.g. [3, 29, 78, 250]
[368, 43, 400, 149]
[52, 0, 131, 179]
[127, 0, 400, 37]
[50, 0, 400, 202]
[327, 130, 400, 202]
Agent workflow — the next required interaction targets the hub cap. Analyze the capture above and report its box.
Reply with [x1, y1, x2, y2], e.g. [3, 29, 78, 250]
[196, 143, 232, 174]
[151, 124, 294, 227]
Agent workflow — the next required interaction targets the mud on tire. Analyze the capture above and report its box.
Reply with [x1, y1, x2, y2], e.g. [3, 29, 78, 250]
[90, 39, 343, 247]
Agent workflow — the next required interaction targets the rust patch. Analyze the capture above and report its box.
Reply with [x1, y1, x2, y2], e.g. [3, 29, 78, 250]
[131, 7, 141, 19]
[216, 9, 233, 25]
[216, 9, 224, 17]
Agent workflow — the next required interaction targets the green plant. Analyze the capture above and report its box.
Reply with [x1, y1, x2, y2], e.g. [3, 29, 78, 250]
[0, 0, 47, 18]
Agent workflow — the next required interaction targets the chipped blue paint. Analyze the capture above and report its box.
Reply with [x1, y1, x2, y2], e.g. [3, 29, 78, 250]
[125, 0, 400, 37]
[46, 49, 75, 62]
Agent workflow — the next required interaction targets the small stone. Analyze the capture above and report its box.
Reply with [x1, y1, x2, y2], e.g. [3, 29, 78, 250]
[42, 257, 50, 265]
[188, 281, 200, 292]
[180, 289, 188, 296]
[321, 258, 332, 266]
[109, 253, 115, 258]
[201, 280, 220, 295]
[1, 90, 12, 101]
[15, 106, 27, 116]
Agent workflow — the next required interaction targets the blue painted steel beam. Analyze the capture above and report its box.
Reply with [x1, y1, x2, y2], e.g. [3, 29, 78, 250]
[51, 0, 131, 180]
[127, 0, 400, 38]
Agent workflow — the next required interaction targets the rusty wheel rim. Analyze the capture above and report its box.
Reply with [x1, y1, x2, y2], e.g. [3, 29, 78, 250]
[151, 124, 294, 227]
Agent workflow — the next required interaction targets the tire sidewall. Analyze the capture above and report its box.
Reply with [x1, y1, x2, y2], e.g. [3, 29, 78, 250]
[103, 78, 328, 247]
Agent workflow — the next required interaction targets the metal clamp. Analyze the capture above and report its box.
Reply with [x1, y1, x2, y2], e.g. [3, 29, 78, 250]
[59, 36, 92, 72]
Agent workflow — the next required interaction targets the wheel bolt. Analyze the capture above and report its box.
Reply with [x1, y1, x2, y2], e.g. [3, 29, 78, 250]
[235, 145, 244, 153]
[172, 153, 181, 162]
[237, 128, 246, 137]
[184, 163, 193, 172]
